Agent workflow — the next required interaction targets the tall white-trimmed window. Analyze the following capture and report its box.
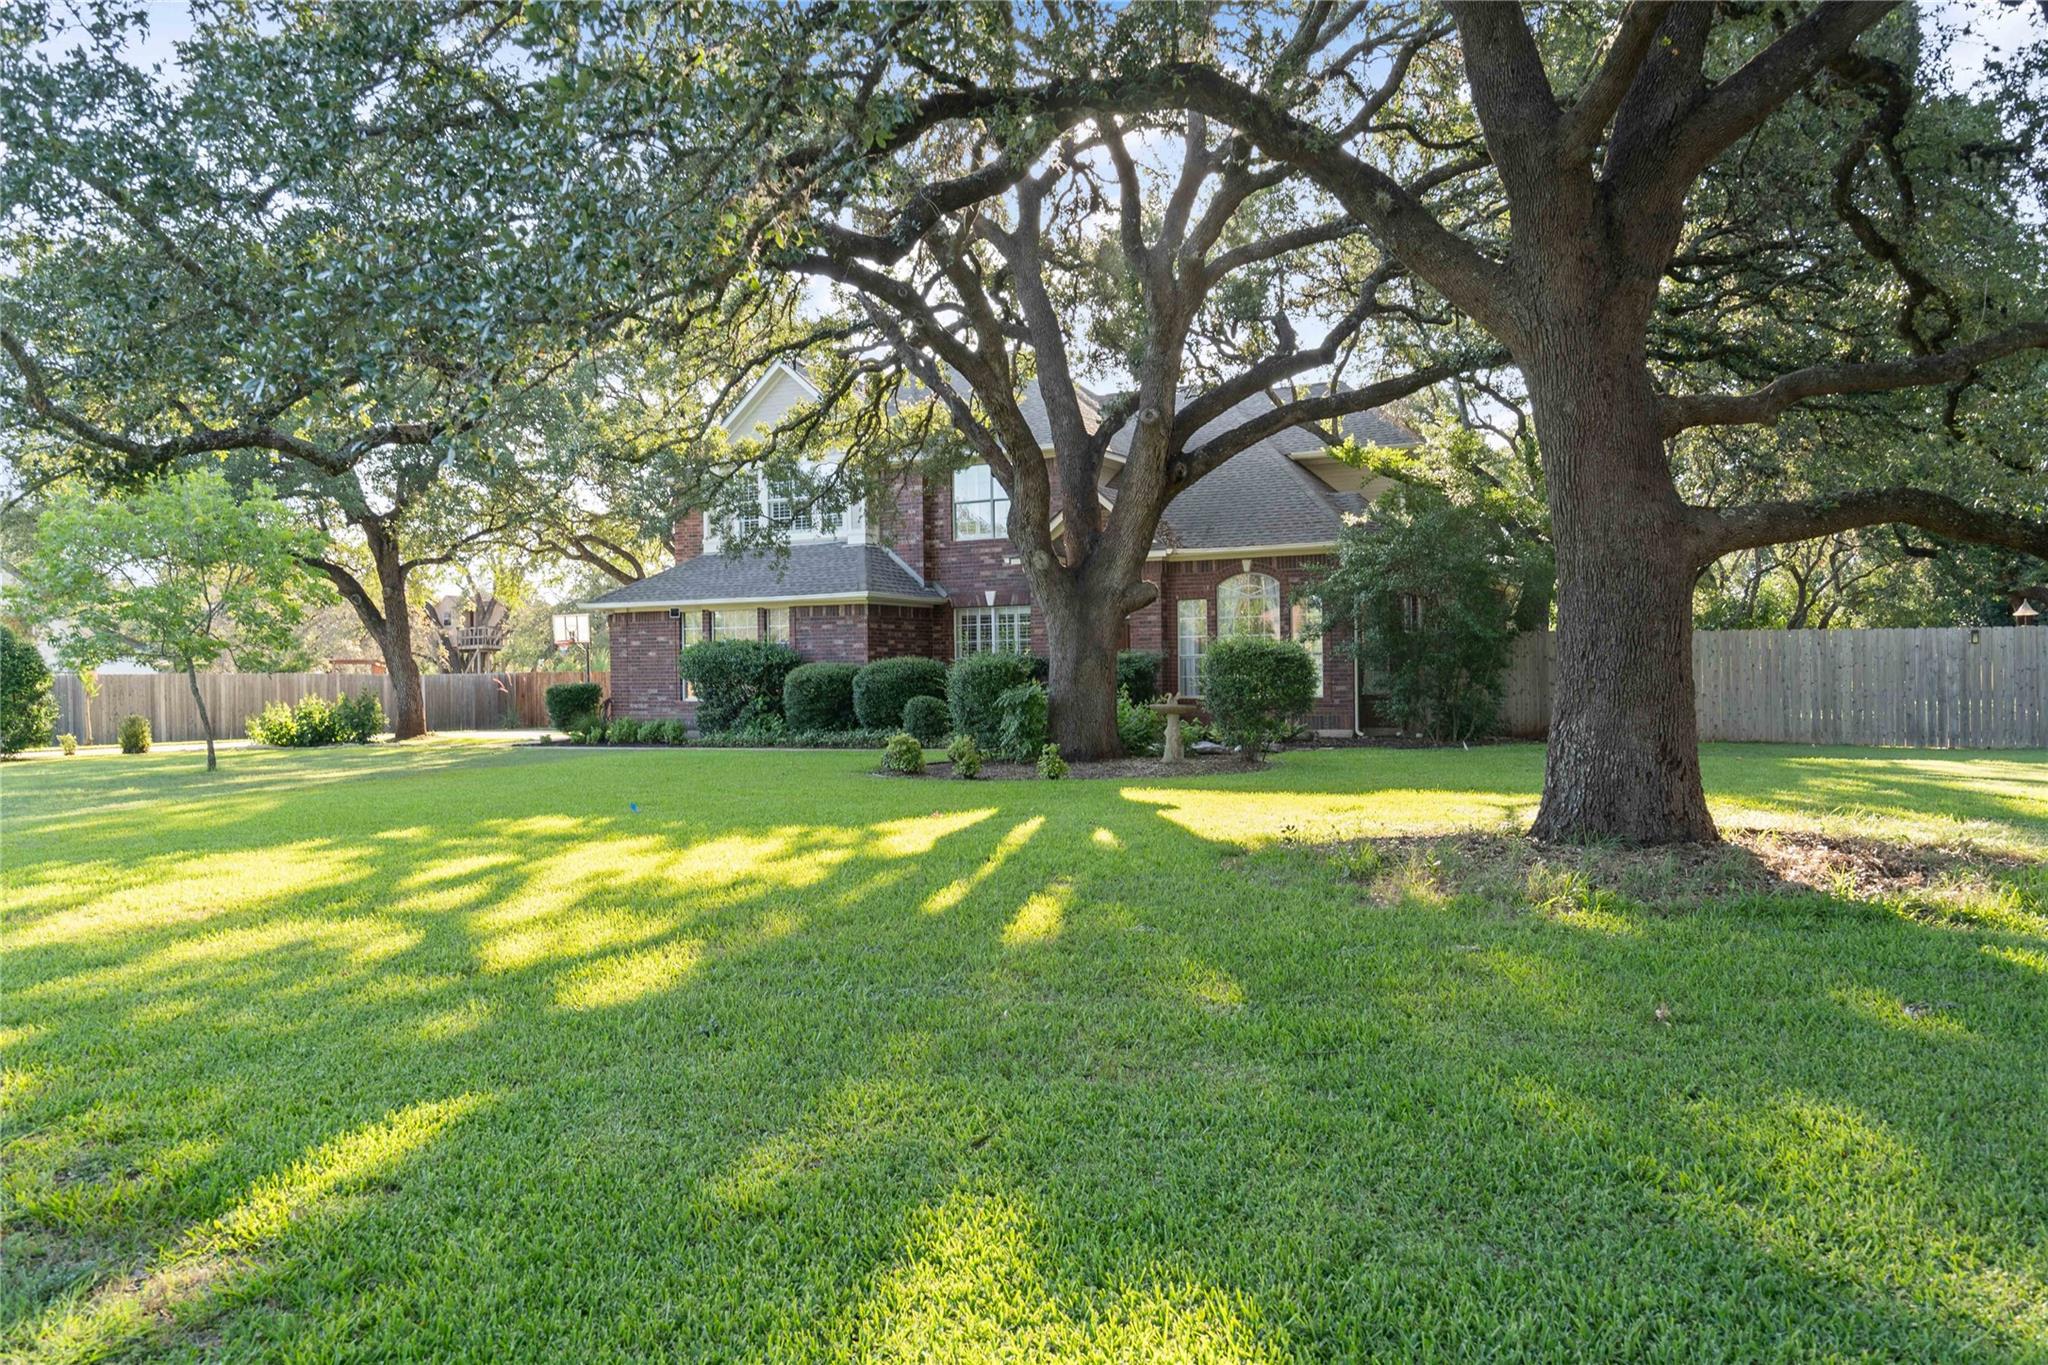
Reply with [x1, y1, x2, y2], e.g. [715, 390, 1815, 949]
[1218, 572, 1282, 639]
[763, 608, 791, 645]
[952, 464, 1010, 540]
[1292, 601, 1325, 697]
[1177, 598, 1208, 697]
[679, 612, 702, 699]
[956, 606, 1030, 656]
[710, 608, 758, 641]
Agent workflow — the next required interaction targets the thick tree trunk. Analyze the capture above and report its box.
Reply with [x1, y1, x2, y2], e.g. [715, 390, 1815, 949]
[378, 606, 429, 740]
[1524, 345, 1718, 844]
[1041, 591, 1125, 761]
[183, 661, 217, 772]
[368, 523, 428, 740]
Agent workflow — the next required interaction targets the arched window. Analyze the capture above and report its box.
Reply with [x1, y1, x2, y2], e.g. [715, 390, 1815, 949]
[1217, 572, 1281, 639]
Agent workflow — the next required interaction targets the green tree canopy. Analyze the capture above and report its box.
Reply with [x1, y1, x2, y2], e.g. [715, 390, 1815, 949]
[9, 470, 326, 768]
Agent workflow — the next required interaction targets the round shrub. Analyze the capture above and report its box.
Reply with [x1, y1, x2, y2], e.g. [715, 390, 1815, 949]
[880, 731, 926, 774]
[1036, 743, 1068, 780]
[1117, 650, 1165, 704]
[901, 694, 950, 744]
[59, 733, 77, 756]
[544, 681, 604, 732]
[783, 661, 860, 731]
[333, 691, 384, 743]
[0, 625, 57, 756]
[119, 714, 151, 754]
[853, 656, 947, 731]
[945, 733, 982, 779]
[682, 640, 803, 733]
[946, 652, 1034, 751]
[1201, 635, 1317, 757]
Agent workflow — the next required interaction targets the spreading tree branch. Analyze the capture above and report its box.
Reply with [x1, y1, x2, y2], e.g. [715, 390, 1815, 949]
[1660, 322, 2048, 434]
[1700, 487, 2048, 562]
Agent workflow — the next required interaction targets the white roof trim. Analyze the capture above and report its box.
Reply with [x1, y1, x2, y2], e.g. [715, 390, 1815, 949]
[1157, 542, 1337, 562]
[590, 590, 945, 612]
[716, 359, 822, 438]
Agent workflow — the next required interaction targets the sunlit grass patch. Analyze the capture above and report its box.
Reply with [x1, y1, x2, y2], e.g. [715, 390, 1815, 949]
[1, 739, 2042, 1360]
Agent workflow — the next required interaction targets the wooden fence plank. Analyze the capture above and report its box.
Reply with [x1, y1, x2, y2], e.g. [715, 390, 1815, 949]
[51, 670, 610, 744]
[1495, 626, 2044, 749]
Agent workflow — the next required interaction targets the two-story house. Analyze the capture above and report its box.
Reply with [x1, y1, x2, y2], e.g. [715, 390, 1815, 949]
[589, 363, 1416, 735]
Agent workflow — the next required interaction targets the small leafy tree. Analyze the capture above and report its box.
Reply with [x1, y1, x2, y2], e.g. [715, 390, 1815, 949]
[0, 625, 57, 756]
[1310, 487, 1546, 743]
[11, 472, 326, 770]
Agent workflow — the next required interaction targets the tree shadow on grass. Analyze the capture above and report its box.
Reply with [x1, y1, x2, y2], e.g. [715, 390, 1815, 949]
[3, 745, 2045, 1358]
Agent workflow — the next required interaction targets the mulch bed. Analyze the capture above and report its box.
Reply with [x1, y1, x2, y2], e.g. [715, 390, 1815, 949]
[889, 752, 1256, 781]
[1306, 828, 2037, 914]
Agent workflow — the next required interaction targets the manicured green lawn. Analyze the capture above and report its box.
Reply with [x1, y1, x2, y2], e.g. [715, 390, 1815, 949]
[4, 741, 2044, 1361]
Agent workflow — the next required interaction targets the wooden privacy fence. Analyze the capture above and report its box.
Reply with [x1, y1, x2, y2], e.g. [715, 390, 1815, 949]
[51, 670, 610, 745]
[1500, 626, 2047, 748]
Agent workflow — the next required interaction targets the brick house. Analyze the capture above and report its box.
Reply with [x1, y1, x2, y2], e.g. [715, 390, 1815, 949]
[590, 363, 1415, 735]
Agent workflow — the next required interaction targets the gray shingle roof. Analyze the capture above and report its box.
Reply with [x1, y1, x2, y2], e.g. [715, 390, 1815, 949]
[586, 542, 945, 609]
[1149, 390, 1415, 551]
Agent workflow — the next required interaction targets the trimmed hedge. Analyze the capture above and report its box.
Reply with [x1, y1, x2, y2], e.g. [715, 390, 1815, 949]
[544, 682, 605, 732]
[901, 694, 950, 744]
[681, 639, 803, 732]
[853, 656, 947, 730]
[1201, 634, 1317, 755]
[946, 652, 1035, 752]
[783, 661, 860, 732]
[1118, 650, 1165, 704]
[0, 625, 57, 756]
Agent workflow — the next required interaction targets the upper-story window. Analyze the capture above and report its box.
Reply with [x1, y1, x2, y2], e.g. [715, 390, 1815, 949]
[768, 473, 839, 537]
[952, 464, 1009, 541]
[730, 472, 839, 540]
[1218, 572, 1282, 639]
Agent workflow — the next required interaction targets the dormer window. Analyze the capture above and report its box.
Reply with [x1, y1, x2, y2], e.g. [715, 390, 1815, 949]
[952, 465, 1009, 540]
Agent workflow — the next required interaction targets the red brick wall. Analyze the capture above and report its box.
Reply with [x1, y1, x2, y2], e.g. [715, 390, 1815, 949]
[791, 605, 867, 663]
[789, 604, 939, 664]
[672, 510, 704, 564]
[879, 475, 927, 580]
[608, 610, 694, 722]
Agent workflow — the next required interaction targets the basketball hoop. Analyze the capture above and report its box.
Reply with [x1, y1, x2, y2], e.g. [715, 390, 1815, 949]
[551, 612, 591, 648]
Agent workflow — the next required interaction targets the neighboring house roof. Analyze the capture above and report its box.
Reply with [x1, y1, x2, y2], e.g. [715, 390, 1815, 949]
[585, 542, 947, 610]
